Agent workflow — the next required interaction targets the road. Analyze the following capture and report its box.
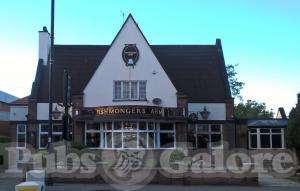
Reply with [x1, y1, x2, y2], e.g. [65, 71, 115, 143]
[1, 173, 299, 191]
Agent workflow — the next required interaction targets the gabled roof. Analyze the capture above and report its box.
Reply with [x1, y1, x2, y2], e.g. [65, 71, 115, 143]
[33, 43, 231, 103]
[152, 43, 231, 102]
[31, 15, 231, 103]
[10, 96, 29, 106]
[276, 107, 287, 119]
[0, 90, 18, 103]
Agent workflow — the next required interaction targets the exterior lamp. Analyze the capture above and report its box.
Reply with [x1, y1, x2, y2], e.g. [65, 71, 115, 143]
[200, 107, 210, 120]
[127, 58, 134, 65]
[52, 106, 62, 120]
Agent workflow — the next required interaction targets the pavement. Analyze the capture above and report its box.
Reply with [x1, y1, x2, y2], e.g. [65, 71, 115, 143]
[1, 172, 300, 191]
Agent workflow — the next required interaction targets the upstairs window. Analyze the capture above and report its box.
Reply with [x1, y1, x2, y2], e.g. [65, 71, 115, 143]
[139, 81, 146, 100]
[114, 81, 122, 99]
[113, 81, 147, 101]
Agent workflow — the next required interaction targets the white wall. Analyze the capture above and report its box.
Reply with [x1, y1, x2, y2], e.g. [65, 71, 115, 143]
[83, 16, 177, 108]
[37, 103, 67, 120]
[10, 106, 28, 121]
[188, 103, 226, 120]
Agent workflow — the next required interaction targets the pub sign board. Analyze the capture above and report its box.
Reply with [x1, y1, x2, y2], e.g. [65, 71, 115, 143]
[80, 106, 184, 119]
[122, 44, 139, 66]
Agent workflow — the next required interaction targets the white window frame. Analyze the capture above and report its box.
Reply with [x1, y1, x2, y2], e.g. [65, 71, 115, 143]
[248, 128, 285, 149]
[39, 123, 63, 149]
[113, 81, 147, 101]
[84, 121, 176, 150]
[16, 124, 27, 148]
[194, 124, 223, 149]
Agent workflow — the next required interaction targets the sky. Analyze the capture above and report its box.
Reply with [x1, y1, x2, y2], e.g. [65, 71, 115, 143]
[0, 0, 299, 114]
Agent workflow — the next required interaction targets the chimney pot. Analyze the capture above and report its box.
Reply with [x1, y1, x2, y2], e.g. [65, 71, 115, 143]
[42, 26, 48, 32]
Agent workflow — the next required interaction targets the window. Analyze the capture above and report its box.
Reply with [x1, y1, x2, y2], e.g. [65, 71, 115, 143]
[53, 124, 63, 142]
[39, 124, 63, 149]
[114, 81, 122, 99]
[17, 124, 26, 148]
[123, 81, 130, 99]
[131, 81, 138, 99]
[113, 81, 147, 100]
[248, 128, 284, 149]
[189, 124, 223, 149]
[250, 134, 257, 149]
[139, 81, 146, 100]
[84, 121, 175, 149]
[85, 123, 101, 148]
[159, 123, 175, 148]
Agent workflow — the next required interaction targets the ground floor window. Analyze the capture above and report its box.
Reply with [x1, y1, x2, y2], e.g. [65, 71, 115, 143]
[17, 124, 27, 148]
[39, 124, 63, 149]
[249, 128, 284, 149]
[188, 124, 223, 149]
[84, 121, 175, 149]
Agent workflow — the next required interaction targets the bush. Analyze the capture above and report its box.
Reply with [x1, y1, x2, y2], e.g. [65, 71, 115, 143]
[71, 143, 88, 151]
[0, 136, 10, 143]
[169, 150, 185, 162]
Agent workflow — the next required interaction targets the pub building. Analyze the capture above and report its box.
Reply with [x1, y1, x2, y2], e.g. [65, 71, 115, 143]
[9, 14, 236, 151]
[9, 15, 288, 182]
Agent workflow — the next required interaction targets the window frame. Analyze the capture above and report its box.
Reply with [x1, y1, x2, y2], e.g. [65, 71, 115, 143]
[84, 121, 176, 150]
[39, 123, 63, 149]
[16, 124, 27, 148]
[193, 124, 223, 149]
[113, 81, 147, 101]
[248, 128, 285, 149]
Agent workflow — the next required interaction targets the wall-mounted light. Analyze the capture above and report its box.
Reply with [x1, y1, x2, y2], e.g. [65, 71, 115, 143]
[200, 107, 210, 120]
[52, 106, 62, 120]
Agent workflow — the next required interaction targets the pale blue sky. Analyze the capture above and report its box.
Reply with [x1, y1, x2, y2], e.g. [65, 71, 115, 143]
[0, 0, 299, 113]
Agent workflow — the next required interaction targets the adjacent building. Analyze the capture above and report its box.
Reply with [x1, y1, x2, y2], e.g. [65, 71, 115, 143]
[0, 91, 18, 138]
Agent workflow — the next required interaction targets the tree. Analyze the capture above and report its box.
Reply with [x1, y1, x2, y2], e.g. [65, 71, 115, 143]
[226, 64, 245, 101]
[287, 103, 300, 150]
[226, 64, 274, 119]
[234, 100, 274, 119]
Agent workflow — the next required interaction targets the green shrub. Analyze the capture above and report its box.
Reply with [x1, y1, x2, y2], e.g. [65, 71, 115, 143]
[0, 136, 10, 143]
[169, 150, 185, 162]
[71, 143, 88, 151]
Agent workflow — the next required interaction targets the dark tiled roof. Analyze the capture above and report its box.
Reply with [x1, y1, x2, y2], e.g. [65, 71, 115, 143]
[34, 43, 231, 103]
[152, 44, 231, 102]
[248, 119, 288, 127]
[36, 45, 109, 102]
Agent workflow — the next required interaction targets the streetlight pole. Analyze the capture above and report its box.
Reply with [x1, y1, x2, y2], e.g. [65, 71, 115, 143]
[48, 0, 55, 149]
[62, 70, 72, 141]
[47, 0, 55, 185]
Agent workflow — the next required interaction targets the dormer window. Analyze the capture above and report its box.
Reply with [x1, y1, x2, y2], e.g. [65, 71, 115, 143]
[113, 81, 147, 101]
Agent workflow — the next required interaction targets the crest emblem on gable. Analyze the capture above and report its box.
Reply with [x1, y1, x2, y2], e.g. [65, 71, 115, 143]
[122, 44, 139, 66]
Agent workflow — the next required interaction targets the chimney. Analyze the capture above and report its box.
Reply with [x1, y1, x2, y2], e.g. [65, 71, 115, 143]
[39, 26, 50, 65]
[297, 93, 300, 107]
[216, 38, 222, 51]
